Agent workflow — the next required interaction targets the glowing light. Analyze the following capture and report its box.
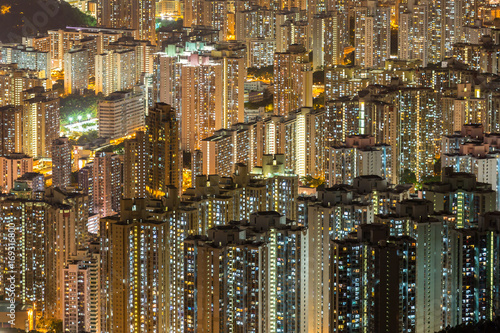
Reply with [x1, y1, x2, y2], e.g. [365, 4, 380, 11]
[28, 308, 34, 331]
[312, 85, 324, 98]
[0, 5, 11, 14]
[182, 169, 192, 192]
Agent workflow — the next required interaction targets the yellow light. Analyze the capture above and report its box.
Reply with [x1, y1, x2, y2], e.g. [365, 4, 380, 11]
[182, 168, 192, 193]
[0, 5, 11, 14]
[28, 308, 34, 330]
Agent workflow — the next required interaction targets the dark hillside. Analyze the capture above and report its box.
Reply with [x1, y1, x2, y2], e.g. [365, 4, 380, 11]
[0, 0, 95, 43]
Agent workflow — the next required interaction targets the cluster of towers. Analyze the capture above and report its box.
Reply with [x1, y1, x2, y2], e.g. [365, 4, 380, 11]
[2, 0, 500, 331]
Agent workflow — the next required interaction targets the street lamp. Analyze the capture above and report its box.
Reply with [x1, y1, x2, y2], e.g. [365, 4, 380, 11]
[69, 117, 73, 123]
[77, 115, 82, 122]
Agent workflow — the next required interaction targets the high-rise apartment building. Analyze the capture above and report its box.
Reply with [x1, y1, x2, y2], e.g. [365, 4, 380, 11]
[300, 177, 417, 332]
[0, 153, 33, 193]
[156, 0, 182, 17]
[12, 172, 45, 200]
[107, 37, 155, 76]
[442, 0, 459, 57]
[374, 199, 458, 332]
[312, 12, 341, 69]
[442, 131, 473, 156]
[441, 124, 500, 208]
[47, 27, 132, 70]
[202, 128, 249, 177]
[212, 51, 246, 130]
[22, 89, 60, 159]
[80, 152, 122, 218]
[183, 0, 231, 40]
[0, 105, 22, 155]
[95, 49, 138, 96]
[354, 4, 391, 68]
[275, 107, 326, 177]
[413, 5, 430, 65]
[64, 47, 89, 95]
[154, 52, 178, 106]
[180, 55, 223, 151]
[453, 38, 500, 75]
[403, 5, 430, 65]
[184, 211, 306, 333]
[44, 188, 90, 318]
[73, 37, 99, 80]
[146, 103, 180, 197]
[22, 35, 51, 53]
[302, 187, 370, 332]
[422, 168, 496, 228]
[155, 45, 245, 152]
[414, 213, 450, 333]
[78, 165, 94, 216]
[276, 19, 309, 52]
[52, 137, 72, 189]
[245, 155, 299, 220]
[98, 88, 146, 139]
[201, 122, 265, 177]
[123, 131, 148, 199]
[441, 84, 486, 134]
[273, 44, 313, 116]
[97, 0, 156, 44]
[398, 0, 446, 66]
[0, 45, 51, 79]
[100, 198, 168, 333]
[380, 87, 440, 181]
[0, 199, 47, 311]
[63, 262, 91, 332]
[207, 0, 231, 41]
[443, 141, 500, 209]
[331, 224, 416, 332]
[399, 10, 412, 60]
[0, 189, 89, 318]
[62, 249, 101, 333]
[183, 0, 201, 28]
[447, 213, 500, 326]
[235, 6, 274, 42]
[0, 65, 52, 107]
[324, 64, 390, 100]
[245, 38, 276, 68]
[324, 94, 371, 144]
[182, 154, 299, 225]
[327, 135, 394, 186]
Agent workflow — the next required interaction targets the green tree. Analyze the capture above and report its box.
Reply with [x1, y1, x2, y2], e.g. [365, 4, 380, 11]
[437, 317, 500, 332]
[313, 92, 324, 109]
[156, 18, 183, 31]
[300, 175, 325, 188]
[313, 70, 325, 84]
[400, 169, 417, 184]
[47, 319, 63, 333]
[247, 66, 273, 79]
[60, 94, 103, 125]
[434, 157, 442, 177]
